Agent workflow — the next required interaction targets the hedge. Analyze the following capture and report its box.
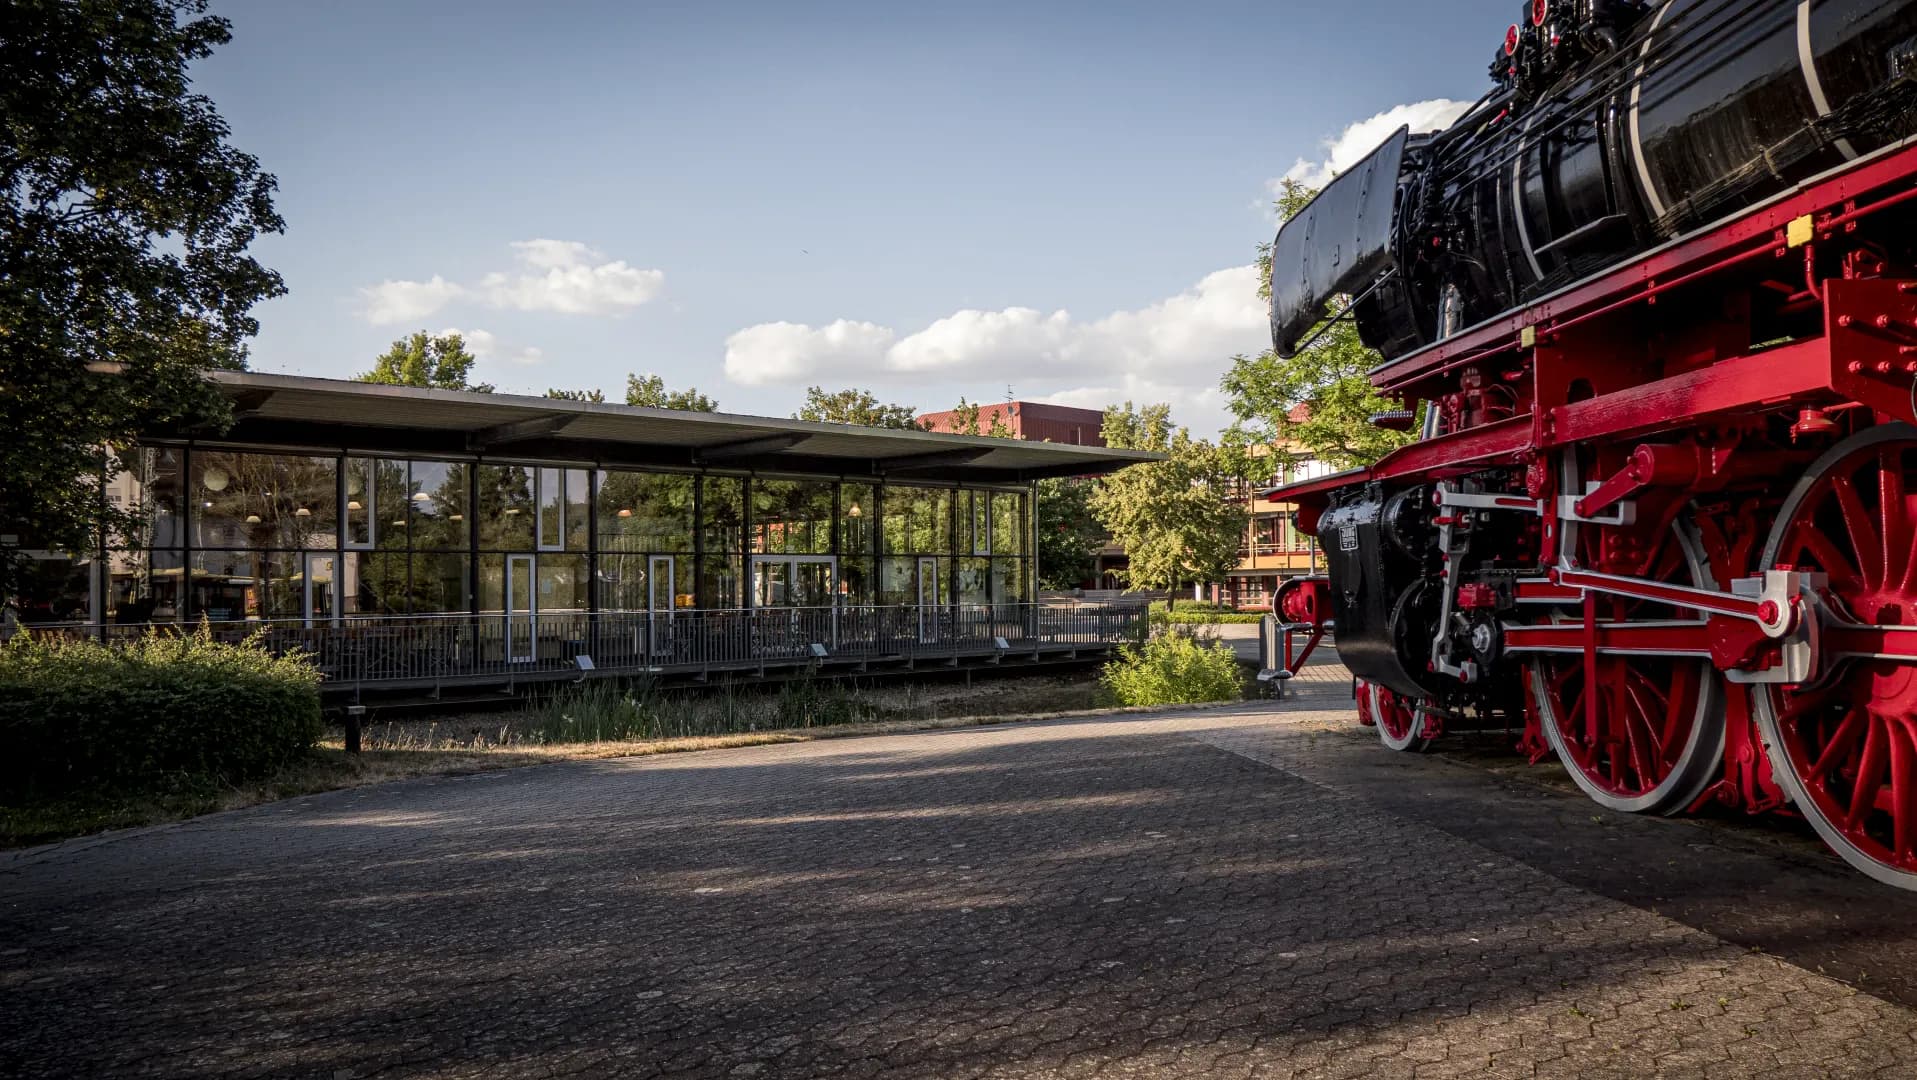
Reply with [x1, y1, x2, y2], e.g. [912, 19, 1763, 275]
[0, 625, 324, 798]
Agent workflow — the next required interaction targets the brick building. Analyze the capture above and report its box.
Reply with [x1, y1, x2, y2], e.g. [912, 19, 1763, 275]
[916, 402, 1105, 446]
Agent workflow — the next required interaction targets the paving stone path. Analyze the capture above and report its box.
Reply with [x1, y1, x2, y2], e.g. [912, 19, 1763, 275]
[6, 664, 1917, 1078]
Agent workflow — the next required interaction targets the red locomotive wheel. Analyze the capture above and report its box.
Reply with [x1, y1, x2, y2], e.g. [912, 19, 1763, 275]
[1756, 424, 1917, 890]
[1529, 470, 1723, 815]
[1369, 681, 1432, 753]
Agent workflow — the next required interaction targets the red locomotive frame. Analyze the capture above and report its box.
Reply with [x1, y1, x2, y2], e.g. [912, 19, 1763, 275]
[1269, 137, 1917, 890]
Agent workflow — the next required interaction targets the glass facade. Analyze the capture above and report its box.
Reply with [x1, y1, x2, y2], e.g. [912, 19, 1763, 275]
[13, 445, 1034, 626]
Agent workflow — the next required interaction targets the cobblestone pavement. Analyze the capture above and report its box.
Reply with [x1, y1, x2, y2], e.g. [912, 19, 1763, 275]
[8, 664, 1917, 1078]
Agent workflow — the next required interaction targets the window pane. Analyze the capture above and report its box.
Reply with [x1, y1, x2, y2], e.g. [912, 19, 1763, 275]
[477, 465, 536, 548]
[411, 553, 471, 614]
[538, 554, 587, 612]
[565, 470, 590, 552]
[596, 471, 694, 553]
[701, 477, 744, 553]
[597, 554, 648, 611]
[958, 557, 990, 605]
[839, 556, 874, 606]
[879, 555, 916, 606]
[190, 550, 258, 621]
[700, 554, 742, 609]
[538, 467, 565, 548]
[194, 452, 338, 550]
[408, 461, 471, 551]
[345, 551, 408, 616]
[107, 447, 184, 549]
[882, 485, 951, 555]
[752, 479, 833, 555]
[105, 550, 182, 623]
[478, 554, 506, 613]
[992, 558, 1027, 605]
[344, 458, 374, 546]
[971, 493, 990, 555]
[992, 492, 1025, 555]
[840, 483, 873, 556]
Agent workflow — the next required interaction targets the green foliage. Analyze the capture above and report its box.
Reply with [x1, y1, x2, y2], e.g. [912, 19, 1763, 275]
[1035, 478, 1103, 589]
[1, 0, 285, 600]
[545, 387, 605, 403]
[795, 386, 922, 429]
[0, 624, 323, 798]
[1221, 179, 1413, 470]
[1100, 626, 1244, 706]
[357, 331, 492, 392]
[1090, 402, 1249, 596]
[626, 373, 718, 412]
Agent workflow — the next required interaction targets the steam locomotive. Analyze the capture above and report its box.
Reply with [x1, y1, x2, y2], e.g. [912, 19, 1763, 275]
[1265, 0, 1917, 888]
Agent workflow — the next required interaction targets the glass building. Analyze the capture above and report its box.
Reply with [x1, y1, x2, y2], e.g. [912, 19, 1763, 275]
[7, 374, 1153, 686]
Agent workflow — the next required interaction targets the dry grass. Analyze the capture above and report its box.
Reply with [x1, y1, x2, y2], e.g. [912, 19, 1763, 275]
[3, 675, 1243, 851]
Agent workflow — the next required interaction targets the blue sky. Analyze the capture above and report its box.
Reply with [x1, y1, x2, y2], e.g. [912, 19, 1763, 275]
[198, 0, 1514, 435]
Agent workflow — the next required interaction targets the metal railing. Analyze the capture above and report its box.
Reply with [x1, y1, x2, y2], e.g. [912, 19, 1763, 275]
[17, 601, 1151, 688]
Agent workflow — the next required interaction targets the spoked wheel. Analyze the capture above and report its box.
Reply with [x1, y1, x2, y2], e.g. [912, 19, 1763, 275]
[1370, 681, 1432, 753]
[1528, 452, 1724, 815]
[1754, 423, 1917, 889]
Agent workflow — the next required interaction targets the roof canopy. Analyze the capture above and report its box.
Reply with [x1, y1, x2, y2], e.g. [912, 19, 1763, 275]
[183, 372, 1157, 483]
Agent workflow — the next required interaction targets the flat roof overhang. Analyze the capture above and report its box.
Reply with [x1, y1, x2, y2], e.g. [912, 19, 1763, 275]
[172, 372, 1159, 482]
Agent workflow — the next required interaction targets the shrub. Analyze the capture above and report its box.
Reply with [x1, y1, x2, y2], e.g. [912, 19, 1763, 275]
[1147, 601, 1266, 625]
[0, 625, 323, 798]
[1100, 625, 1245, 706]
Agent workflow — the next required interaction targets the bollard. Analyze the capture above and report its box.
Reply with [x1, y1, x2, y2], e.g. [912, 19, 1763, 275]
[344, 704, 365, 754]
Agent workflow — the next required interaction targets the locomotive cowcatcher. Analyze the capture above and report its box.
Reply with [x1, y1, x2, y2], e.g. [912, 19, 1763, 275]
[1264, 0, 1917, 888]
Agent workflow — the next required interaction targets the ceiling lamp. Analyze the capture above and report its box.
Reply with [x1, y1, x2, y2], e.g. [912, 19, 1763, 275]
[412, 492, 431, 502]
[244, 514, 262, 524]
[346, 500, 363, 512]
[294, 507, 311, 518]
[201, 466, 230, 492]
[617, 508, 633, 518]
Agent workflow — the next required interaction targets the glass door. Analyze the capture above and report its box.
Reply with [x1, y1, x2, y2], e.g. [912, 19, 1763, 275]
[917, 556, 940, 643]
[648, 555, 674, 657]
[507, 554, 535, 663]
[303, 554, 338, 628]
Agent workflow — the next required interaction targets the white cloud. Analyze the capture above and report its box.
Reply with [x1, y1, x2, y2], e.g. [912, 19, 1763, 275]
[440, 326, 544, 366]
[359, 275, 465, 325]
[480, 239, 665, 316]
[1268, 98, 1472, 196]
[356, 241, 665, 325]
[719, 265, 1267, 435]
[724, 320, 896, 385]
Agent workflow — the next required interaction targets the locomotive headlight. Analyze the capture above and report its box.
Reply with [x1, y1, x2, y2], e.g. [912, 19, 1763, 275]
[1531, 0, 1547, 27]
[1505, 23, 1519, 55]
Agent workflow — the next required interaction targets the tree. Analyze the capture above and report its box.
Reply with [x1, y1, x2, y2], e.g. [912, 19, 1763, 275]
[795, 386, 922, 429]
[1090, 402, 1248, 606]
[357, 331, 492, 392]
[1220, 179, 1413, 469]
[1, 0, 285, 602]
[545, 387, 605, 403]
[1035, 478, 1102, 589]
[625, 373, 717, 412]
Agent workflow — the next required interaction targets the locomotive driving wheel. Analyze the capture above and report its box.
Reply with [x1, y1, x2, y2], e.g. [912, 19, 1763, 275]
[1369, 681, 1433, 753]
[1755, 424, 1917, 889]
[1528, 453, 1724, 815]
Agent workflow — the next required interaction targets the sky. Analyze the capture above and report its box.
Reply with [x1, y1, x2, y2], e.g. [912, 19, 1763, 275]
[195, 0, 1516, 437]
